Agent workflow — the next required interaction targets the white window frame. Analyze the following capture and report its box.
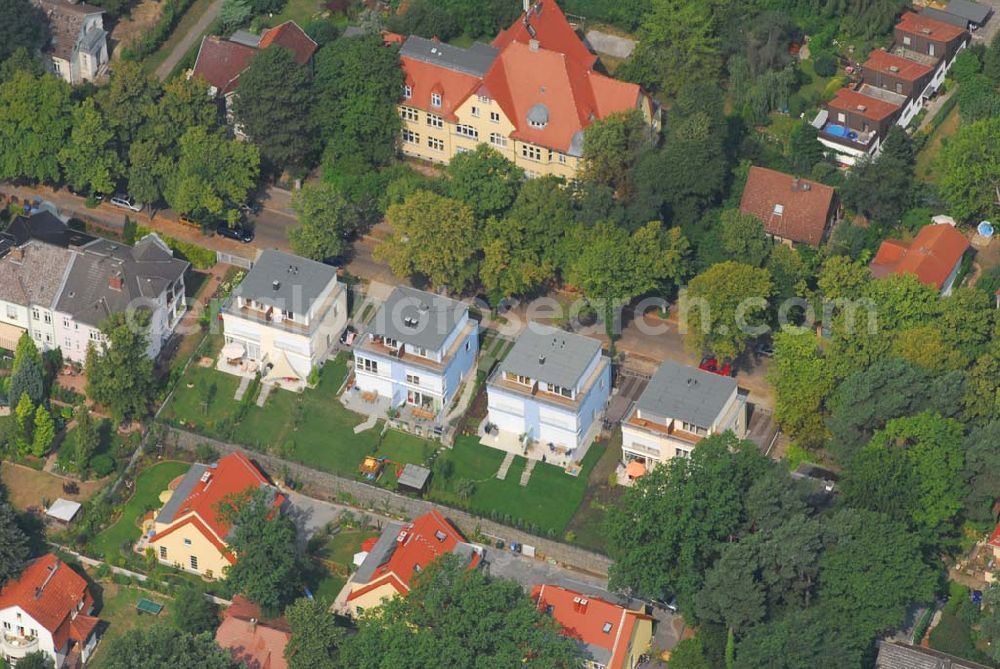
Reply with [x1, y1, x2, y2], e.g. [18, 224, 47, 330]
[403, 84, 412, 99]
[490, 133, 507, 148]
[490, 110, 500, 123]
[455, 124, 479, 139]
[426, 114, 443, 129]
[431, 92, 442, 107]
[428, 137, 444, 151]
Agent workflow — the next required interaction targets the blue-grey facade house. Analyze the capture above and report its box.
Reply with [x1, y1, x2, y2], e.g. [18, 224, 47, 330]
[486, 324, 611, 454]
[353, 287, 478, 419]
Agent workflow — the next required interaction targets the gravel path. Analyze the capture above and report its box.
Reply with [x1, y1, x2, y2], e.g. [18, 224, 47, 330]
[154, 0, 223, 81]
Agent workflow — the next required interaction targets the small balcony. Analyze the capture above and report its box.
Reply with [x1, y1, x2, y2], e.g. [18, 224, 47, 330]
[2, 632, 39, 656]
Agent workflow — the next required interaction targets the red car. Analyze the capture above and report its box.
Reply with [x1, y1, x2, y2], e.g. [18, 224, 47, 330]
[699, 356, 735, 377]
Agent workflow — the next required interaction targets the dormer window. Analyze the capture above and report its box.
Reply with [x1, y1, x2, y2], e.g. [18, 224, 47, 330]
[527, 103, 549, 129]
[403, 84, 412, 99]
[431, 92, 442, 107]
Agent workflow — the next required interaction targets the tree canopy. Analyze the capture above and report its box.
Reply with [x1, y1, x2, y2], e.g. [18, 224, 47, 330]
[937, 117, 1000, 222]
[85, 311, 155, 424]
[100, 626, 237, 669]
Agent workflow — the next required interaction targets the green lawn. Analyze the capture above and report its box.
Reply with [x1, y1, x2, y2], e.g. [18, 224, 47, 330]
[429, 437, 604, 535]
[88, 578, 176, 668]
[916, 104, 960, 183]
[262, 0, 326, 28]
[88, 461, 190, 560]
[307, 526, 379, 602]
[160, 354, 434, 478]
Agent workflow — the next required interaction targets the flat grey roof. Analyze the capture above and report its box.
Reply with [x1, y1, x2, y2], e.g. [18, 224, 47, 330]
[920, 6, 970, 27]
[398, 463, 431, 491]
[46, 498, 81, 522]
[154, 464, 207, 525]
[400, 35, 499, 77]
[353, 521, 404, 584]
[369, 286, 468, 353]
[234, 250, 337, 314]
[944, 0, 991, 23]
[500, 324, 601, 390]
[229, 29, 261, 48]
[635, 360, 737, 428]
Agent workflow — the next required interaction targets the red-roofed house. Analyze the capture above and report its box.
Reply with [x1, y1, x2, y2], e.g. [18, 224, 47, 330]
[869, 223, 970, 295]
[215, 595, 291, 669]
[532, 584, 653, 669]
[190, 22, 317, 134]
[148, 452, 286, 579]
[337, 510, 481, 617]
[0, 554, 102, 667]
[739, 166, 838, 246]
[395, 0, 658, 178]
[861, 49, 937, 127]
[816, 86, 903, 165]
[896, 12, 969, 64]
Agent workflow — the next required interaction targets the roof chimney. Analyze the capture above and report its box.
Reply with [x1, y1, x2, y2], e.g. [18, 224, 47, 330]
[523, 0, 531, 12]
[109, 272, 124, 291]
[272, 280, 281, 291]
[792, 177, 800, 191]
[529, 38, 540, 51]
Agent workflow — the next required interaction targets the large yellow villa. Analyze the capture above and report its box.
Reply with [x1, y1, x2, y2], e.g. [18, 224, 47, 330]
[394, 0, 660, 179]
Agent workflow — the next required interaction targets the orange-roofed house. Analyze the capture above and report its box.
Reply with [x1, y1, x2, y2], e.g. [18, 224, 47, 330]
[215, 595, 291, 669]
[0, 554, 102, 667]
[393, 0, 659, 179]
[895, 12, 969, 65]
[336, 509, 481, 617]
[532, 584, 653, 669]
[147, 452, 286, 580]
[739, 166, 838, 246]
[861, 49, 937, 127]
[816, 87, 903, 166]
[869, 223, 970, 295]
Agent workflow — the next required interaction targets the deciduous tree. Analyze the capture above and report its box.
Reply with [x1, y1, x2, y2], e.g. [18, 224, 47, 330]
[338, 553, 582, 668]
[288, 182, 362, 261]
[683, 261, 773, 360]
[937, 117, 1000, 222]
[95, 61, 160, 150]
[719, 209, 769, 267]
[376, 191, 478, 291]
[59, 98, 122, 195]
[581, 110, 648, 198]
[769, 329, 834, 446]
[164, 126, 260, 219]
[233, 46, 315, 170]
[172, 585, 218, 635]
[284, 596, 343, 669]
[0, 0, 47, 64]
[100, 626, 237, 669]
[445, 145, 523, 219]
[0, 70, 73, 183]
[85, 311, 155, 424]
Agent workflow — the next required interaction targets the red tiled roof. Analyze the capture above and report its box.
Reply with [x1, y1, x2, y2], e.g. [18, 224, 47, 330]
[870, 223, 970, 289]
[69, 614, 100, 644]
[989, 522, 1000, 549]
[399, 0, 645, 154]
[259, 21, 318, 65]
[483, 40, 641, 153]
[149, 515, 237, 564]
[348, 510, 480, 602]
[828, 87, 901, 122]
[739, 166, 837, 246]
[401, 55, 482, 121]
[533, 584, 652, 669]
[864, 49, 934, 82]
[225, 595, 291, 633]
[192, 36, 257, 94]
[492, 0, 596, 69]
[149, 452, 284, 560]
[0, 554, 95, 651]
[215, 606, 291, 669]
[896, 11, 968, 43]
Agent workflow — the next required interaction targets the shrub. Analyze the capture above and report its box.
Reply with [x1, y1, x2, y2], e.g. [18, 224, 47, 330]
[90, 453, 115, 477]
[812, 51, 837, 77]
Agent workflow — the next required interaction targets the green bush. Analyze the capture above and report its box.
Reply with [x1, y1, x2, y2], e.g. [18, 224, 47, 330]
[812, 51, 837, 77]
[929, 96, 959, 130]
[90, 453, 115, 477]
[135, 225, 216, 269]
[121, 0, 199, 61]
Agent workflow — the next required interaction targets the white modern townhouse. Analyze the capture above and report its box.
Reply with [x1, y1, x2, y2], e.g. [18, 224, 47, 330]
[352, 287, 478, 420]
[621, 360, 747, 478]
[221, 250, 348, 390]
[485, 324, 610, 460]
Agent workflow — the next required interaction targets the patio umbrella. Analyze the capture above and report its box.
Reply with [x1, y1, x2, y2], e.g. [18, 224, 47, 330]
[221, 341, 245, 360]
[264, 349, 302, 383]
[626, 460, 647, 479]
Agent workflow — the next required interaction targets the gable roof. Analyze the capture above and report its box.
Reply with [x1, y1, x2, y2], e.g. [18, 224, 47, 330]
[869, 223, 970, 289]
[533, 584, 651, 669]
[368, 286, 468, 353]
[151, 452, 284, 548]
[348, 510, 480, 600]
[875, 640, 991, 669]
[400, 47, 485, 122]
[864, 49, 935, 83]
[6, 211, 95, 248]
[492, 0, 596, 69]
[233, 249, 338, 314]
[0, 554, 94, 650]
[828, 87, 902, 123]
[739, 166, 836, 246]
[499, 323, 602, 389]
[216, 595, 291, 669]
[635, 360, 738, 428]
[191, 35, 258, 94]
[896, 11, 968, 43]
[259, 20, 318, 65]
[56, 234, 188, 328]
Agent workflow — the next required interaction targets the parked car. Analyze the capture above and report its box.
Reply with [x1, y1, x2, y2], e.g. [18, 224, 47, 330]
[699, 356, 734, 377]
[216, 222, 254, 243]
[110, 194, 142, 212]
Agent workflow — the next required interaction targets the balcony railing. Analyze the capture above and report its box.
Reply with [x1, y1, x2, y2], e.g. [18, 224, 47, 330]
[2, 633, 39, 650]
